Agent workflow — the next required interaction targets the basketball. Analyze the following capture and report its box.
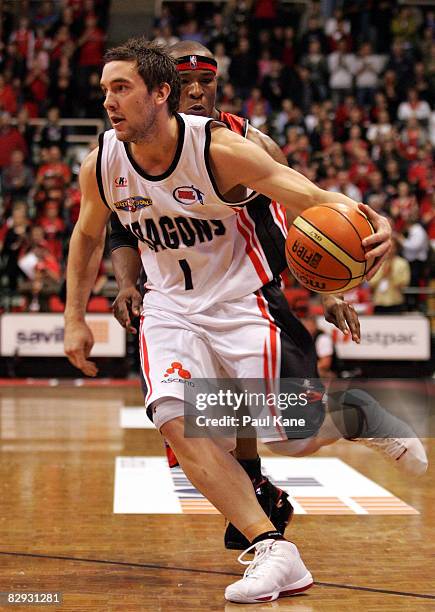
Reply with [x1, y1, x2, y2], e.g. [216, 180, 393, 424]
[285, 203, 375, 294]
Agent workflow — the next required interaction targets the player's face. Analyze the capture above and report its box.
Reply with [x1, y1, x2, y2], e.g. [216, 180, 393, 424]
[178, 70, 217, 117]
[101, 61, 158, 143]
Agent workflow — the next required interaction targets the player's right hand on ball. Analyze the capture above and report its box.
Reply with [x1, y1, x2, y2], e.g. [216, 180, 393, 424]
[112, 287, 142, 334]
[64, 320, 98, 377]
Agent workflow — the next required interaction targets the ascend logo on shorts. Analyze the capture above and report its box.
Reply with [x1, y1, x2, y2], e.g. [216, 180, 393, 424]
[173, 185, 204, 206]
[161, 361, 194, 386]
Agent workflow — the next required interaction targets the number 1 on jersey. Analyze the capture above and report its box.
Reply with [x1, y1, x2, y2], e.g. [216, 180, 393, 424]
[179, 259, 193, 290]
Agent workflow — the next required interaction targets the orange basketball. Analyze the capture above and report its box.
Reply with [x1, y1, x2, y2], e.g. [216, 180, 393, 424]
[285, 203, 375, 294]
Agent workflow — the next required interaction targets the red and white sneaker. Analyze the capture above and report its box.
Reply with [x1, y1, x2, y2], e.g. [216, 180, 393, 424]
[342, 389, 428, 476]
[353, 437, 428, 476]
[225, 539, 313, 604]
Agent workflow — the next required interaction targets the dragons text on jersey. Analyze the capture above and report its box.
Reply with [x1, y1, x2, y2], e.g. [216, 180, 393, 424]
[98, 113, 287, 313]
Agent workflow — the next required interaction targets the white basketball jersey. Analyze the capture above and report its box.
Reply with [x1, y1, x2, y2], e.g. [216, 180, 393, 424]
[98, 113, 287, 313]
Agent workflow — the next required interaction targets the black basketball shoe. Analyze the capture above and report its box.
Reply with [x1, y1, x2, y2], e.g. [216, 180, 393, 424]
[224, 477, 294, 550]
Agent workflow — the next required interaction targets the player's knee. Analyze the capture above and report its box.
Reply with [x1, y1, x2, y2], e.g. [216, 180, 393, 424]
[160, 415, 184, 440]
[156, 398, 236, 456]
[341, 389, 378, 409]
[264, 437, 321, 457]
[152, 398, 186, 438]
[214, 436, 237, 453]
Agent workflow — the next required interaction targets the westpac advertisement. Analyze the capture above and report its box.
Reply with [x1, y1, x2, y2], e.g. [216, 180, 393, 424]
[318, 315, 430, 361]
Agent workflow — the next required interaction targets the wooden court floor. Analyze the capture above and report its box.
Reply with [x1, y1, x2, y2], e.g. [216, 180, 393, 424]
[0, 384, 433, 611]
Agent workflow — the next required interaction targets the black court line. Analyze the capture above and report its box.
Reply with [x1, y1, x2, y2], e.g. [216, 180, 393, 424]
[0, 551, 434, 601]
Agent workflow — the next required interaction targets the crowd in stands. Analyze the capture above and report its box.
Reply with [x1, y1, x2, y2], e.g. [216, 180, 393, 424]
[0, 0, 108, 311]
[0, 0, 433, 317]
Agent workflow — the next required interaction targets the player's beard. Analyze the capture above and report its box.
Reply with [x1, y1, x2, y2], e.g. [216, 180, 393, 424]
[115, 104, 158, 144]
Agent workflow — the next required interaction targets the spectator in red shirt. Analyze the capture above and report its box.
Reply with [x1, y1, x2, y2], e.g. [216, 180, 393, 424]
[76, 14, 105, 90]
[77, 15, 106, 69]
[36, 145, 72, 186]
[24, 60, 49, 109]
[420, 192, 435, 246]
[408, 148, 433, 192]
[64, 183, 81, 228]
[38, 201, 65, 260]
[327, 16, 352, 53]
[348, 147, 377, 196]
[50, 25, 75, 62]
[389, 181, 418, 232]
[254, 0, 277, 23]
[281, 27, 295, 68]
[0, 113, 28, 169]
[9, 17, 34, 64]
[334, 94, 358, 134]
[19, 225, 62, 312]
[243, 87, 270, 121]
[344, 125, 369, 159]
[399, 117, 427, 161]
[0, 74, 17, 114]
[1, 149, 34, 202]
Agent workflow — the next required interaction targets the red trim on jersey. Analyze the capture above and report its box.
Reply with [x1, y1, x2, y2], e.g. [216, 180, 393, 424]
[164, 440, 179, 468]
[219, 112, 288, 274]
[263, 338, 270, 385]
[236, 216, 270, 285]
[239, 208, 266, 261]
[139, 316, 152, 404]
[218, 111, 247, 136]
[256, 294, 278, 380]
[271, 201, 288, 237]
[255, 293, 286, 440]
[239, 208, 271, 283]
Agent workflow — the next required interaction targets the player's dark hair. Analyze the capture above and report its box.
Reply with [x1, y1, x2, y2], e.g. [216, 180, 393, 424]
[104, 38, 180, 115]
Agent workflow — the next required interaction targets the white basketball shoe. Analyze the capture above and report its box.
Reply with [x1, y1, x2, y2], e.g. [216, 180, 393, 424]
[353, 437, 428, 476]
[224, 539, 313, 604]
[342, 389, 428, 476]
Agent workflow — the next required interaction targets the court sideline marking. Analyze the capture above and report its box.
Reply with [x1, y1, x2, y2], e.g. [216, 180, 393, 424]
[0, 551, 433, 600]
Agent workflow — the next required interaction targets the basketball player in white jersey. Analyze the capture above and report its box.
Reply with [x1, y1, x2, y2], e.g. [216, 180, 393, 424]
[108, 40, 368, 552]
[64, 39, 425, 603]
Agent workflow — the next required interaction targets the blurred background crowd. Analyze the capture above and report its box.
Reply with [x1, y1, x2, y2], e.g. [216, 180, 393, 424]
[0, 0, 433, 319]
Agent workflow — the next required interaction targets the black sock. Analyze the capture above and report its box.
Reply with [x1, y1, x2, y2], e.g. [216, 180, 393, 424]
[237, 456, 262, 482]
[252, 530, 285, 545]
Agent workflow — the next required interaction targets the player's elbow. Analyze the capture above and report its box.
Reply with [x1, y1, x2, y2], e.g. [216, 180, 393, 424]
[72, 222, 104, 251]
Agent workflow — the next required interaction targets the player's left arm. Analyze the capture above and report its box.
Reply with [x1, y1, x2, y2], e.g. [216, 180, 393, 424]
[209, 126, 391, 279]
[247, 126, 361, 337]
[246, 126, 288, 166]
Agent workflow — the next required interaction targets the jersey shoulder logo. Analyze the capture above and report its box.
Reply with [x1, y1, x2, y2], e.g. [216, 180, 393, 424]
[113, 195, 152, 212]
[114, 176, 128, 188]
[173, 185, 204, 206]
